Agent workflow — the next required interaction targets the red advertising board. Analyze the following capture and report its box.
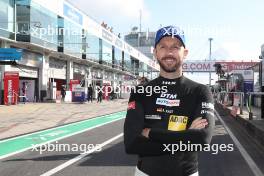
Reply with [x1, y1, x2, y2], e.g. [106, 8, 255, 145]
[182, 61, 258, 72]
[69, 80, 80, 91]
[4, 72, 19, 105]
[215, 61, 258, 72]
[103, 83, 111, 100]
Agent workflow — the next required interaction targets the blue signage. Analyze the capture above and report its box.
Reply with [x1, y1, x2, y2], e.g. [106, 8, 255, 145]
[244, 81, 254, 93]
[63, 3, 83, 25]
[0, 48, 22, 61]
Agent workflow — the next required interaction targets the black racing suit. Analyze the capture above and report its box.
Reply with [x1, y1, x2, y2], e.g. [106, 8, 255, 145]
[124, 75, 215, 176]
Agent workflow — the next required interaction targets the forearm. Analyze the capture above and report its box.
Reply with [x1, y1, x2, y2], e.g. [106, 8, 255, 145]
[149, 128, 212, 145]
[149, 114, 215, 145]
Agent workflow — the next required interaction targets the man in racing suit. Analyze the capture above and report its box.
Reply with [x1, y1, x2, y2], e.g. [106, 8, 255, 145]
[124, 26, 215, 176]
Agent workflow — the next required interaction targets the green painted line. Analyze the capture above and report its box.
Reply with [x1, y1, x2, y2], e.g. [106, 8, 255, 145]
[0, 111, 126, 159]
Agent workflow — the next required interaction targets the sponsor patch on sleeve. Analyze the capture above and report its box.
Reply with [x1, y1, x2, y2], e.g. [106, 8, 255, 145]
[202, 102, 214, 110]
[127, 101, 136, 110]
[201, 110, 214, 116]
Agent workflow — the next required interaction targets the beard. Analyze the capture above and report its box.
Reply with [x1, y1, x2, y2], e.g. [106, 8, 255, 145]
[157, 56, 183, 73]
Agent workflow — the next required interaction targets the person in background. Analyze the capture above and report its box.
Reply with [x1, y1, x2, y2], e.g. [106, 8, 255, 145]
[97, 86, 103, 103]
[124, 25, 215, 176]
[138, 77, 149, 85]
[61, 85, 66, 102]
[88, 84, 93, 103]
[22, 82, 27, 104]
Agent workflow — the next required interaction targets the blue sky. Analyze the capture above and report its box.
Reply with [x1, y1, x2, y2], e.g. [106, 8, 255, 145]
[68, 0, 264, 84]
[69, 0, 264, 61]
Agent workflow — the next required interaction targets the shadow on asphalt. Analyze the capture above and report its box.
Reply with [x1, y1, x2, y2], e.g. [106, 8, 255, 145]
[2, 154, 80, 162]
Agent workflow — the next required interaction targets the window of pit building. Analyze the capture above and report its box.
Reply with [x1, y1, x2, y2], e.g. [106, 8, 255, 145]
[0, 0, 15, 39]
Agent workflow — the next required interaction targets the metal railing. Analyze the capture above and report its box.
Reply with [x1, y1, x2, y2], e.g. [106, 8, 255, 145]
[215, 91, 263, 120]
[7, 90, 19, 105]
[7, 90, 27, 105]
[246, 92, 264, 120]
[215, 91, 244, 115]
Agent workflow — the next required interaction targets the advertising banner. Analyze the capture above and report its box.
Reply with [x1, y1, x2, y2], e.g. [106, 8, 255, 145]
[4, 72, 19, 105]
[70, 79, 80, 91]
[182, 61, 258, 72]
[216, 62, 258, 72]
[0, 48, 22, 61]
[72, 85, 85, 102]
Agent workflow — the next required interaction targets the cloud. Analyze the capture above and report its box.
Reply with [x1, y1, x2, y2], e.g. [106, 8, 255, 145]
[67, 0, 150, 24]
[188, 41, 260, 61]
[211, 42, 259, 61]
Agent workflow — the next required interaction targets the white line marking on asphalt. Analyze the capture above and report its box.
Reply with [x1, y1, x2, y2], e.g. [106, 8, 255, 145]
[40, 133, 124, 176]
[0, 112, 125, 144]
[0, 117, 125, 160]
[215, 110, 264, 176]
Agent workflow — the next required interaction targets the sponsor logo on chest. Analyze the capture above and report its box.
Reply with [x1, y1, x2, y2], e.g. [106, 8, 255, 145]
[156, 108, 174, 114]
[168, 115, 188, 131]
[162, 81, 176, 85]
[160, 93, 177, 99]
[156, 93, 180, 107]
[156, 98, 180, 107]
[145, 115, 162, 120]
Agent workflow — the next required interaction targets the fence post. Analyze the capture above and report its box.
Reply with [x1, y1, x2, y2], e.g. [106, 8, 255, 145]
[248, 93, 253, 120]
[240, 92, 243, 115]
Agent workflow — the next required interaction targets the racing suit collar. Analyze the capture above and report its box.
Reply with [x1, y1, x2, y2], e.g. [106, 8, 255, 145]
[158, 75, 185, 85]
[158, 75, 184, 81]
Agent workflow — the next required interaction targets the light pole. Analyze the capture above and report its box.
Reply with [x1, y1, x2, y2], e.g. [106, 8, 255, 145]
[209, 38, 213, 86]
[261, 44, 264, 119]
[138, 9, 142, 47]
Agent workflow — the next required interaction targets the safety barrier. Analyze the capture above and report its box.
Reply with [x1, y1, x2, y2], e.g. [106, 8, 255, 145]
[215, 91, 264, 119]
[6, 90, 27, 105]
[246, 92, 264, 120]
[215, 91, 244, 115]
